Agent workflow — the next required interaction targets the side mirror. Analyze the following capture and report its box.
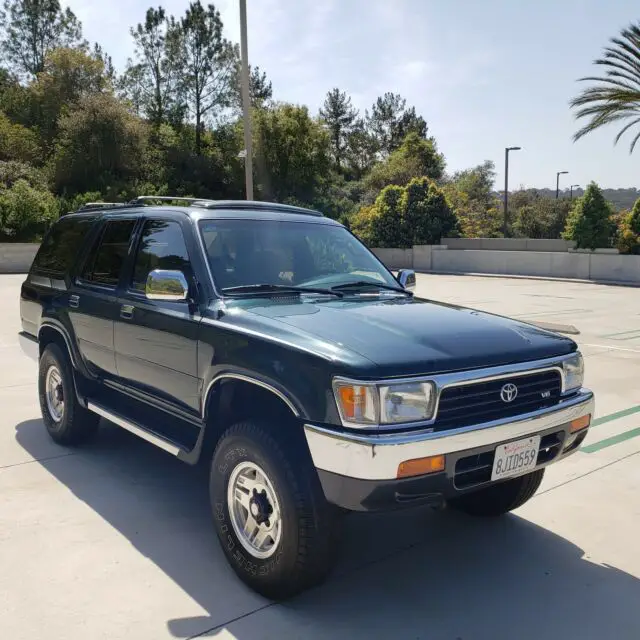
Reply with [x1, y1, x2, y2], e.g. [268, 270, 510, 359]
[146, 269, 189, 302]
[397, 269, 416, 292]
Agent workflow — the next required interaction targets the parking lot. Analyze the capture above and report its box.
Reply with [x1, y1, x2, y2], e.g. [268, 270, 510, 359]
[1, 272, 639, 640]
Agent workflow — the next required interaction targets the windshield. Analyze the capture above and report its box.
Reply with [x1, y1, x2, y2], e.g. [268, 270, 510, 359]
[198, 218, 399, 293]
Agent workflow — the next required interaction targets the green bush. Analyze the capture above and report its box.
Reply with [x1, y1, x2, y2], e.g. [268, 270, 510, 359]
[0, 179, 59, 240]
[351, 177, 459, 248]
[562, 182, 615, 249]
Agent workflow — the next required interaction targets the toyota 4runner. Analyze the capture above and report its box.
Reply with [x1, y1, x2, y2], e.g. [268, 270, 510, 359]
[19, 196, 594, 598]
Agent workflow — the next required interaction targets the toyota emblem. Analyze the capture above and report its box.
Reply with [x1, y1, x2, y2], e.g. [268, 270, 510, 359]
[500, 383, 518, 403]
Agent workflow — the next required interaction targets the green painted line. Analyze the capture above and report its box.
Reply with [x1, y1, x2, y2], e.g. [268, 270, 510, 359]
[582, 427, 640, 453]
[592, 404, 640, 427]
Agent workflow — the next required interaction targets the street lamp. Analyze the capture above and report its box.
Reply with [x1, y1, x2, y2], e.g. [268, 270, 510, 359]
[503, 146, 521, 237]
[239, 0, 253, 200]
[570, 184, 579, 200]
[556, 171, 568, 199]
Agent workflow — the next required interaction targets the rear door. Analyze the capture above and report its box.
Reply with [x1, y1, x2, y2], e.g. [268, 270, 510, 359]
[114, 216, 201, 414]
[70, 217, 138, 378]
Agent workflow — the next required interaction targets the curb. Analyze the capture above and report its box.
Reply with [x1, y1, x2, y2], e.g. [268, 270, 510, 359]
[417, 270, 640, 289]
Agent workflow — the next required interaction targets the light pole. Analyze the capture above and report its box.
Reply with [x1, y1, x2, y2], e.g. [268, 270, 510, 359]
[239, 0, 253, 200]
[556, 171, 568, 199]
[503, 146, 521, 237]
[570, 184, 579, 200]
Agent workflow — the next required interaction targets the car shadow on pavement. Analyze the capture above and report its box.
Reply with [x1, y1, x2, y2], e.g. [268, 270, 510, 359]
[15, 418, 640, 640]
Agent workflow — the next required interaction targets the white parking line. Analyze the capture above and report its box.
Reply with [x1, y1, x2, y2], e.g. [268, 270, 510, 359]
[582, 343, 640, 354]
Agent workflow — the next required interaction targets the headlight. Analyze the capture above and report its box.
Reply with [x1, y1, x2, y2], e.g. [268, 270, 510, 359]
[333, 379, 435, 427]
[563, 352, 584, 392]
[380, 381, 435, 424]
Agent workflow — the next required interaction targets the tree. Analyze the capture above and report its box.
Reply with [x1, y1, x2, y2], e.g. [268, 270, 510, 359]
[571, 22, 640, 152]
[178, 1, 236, 154]
[351, 177, 458, 248]
[563, 182, 615, 249]
[319, 88, 357, 171]
[513, 198, 573, 239]
[126, 7, 183, 125]
[29, 47, 110, 146]
[0, 0, 84, 78]
[366, 92, 427, 156]
[253, 103, 330, 205]
[231, 64, 272, 112]
[52, 92, 149, 195]
[363, 131, 445, 195]
[344, 118, 377, 179]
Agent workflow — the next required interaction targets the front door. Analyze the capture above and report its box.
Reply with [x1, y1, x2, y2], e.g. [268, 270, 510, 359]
[69, 218, 138, 378]
[114, 217, 201, 415]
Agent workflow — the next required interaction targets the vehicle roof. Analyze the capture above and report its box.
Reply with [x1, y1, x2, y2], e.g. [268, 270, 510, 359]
[66, 200, 343, 226]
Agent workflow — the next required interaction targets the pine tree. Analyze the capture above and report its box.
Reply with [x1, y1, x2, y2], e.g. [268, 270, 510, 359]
[319, 88, 357, 171]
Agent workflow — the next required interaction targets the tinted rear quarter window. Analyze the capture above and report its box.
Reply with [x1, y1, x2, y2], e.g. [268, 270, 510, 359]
[80, 219, 137, 287]
[31, 216, 96, 277]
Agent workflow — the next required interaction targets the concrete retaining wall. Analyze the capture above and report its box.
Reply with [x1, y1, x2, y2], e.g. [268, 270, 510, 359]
[0, 243, 38, 273]
[371, 248, 413, 270]
[442, 238, 577, 252]
[373, 245, 640, 285]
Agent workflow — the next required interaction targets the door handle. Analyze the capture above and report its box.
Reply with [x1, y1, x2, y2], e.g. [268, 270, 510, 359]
[69, 294, 79, 309]
[120, 304, 134, 320]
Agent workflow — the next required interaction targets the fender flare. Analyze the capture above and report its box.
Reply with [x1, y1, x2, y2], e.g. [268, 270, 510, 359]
[201, 372, 302, 421]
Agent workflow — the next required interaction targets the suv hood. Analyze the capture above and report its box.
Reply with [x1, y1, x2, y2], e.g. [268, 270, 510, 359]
[224, 295, 576, 378]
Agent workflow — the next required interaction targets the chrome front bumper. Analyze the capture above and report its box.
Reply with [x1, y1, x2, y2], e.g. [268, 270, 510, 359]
[304, 389, 595, 481]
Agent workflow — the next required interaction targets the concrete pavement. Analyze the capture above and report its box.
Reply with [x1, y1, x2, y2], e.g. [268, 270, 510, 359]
[0, 272, 639, 639]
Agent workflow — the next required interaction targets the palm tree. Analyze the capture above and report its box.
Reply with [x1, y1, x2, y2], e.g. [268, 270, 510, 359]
[571, 22, 640, 152]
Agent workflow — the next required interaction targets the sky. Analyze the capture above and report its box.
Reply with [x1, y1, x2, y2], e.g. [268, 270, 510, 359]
[62, 0, 640, 190]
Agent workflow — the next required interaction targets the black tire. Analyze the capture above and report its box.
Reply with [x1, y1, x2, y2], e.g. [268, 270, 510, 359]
[210, 420, 341, 599]
[38, 343, 99, 445]
[449, 469, 545, 517]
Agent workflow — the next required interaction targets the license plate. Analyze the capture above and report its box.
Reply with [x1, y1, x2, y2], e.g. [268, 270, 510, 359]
[491, 435, 540, 481]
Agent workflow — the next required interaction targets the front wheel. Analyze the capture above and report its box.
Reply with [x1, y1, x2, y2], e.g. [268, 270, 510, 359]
[210, 420, 341, 599]
[449, 469, 545, 517]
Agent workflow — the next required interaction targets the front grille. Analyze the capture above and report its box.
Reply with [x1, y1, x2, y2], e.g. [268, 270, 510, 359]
[435, 369, 562, 432]
[453, 431, 564, 489]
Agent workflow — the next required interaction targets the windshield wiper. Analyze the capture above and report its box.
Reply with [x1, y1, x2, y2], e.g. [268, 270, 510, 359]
[221, 283, 343, 297]
[330, 280, 411, 295]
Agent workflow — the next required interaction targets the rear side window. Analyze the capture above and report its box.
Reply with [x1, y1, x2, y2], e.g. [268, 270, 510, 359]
[130, 220, 191, 291]
[32, 216, 95, 277]
[80, 219, 136, 287]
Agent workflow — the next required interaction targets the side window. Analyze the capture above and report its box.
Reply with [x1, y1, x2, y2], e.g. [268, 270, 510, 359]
[130, 220, 191, 292]
[80, 219, 136, 287]
[32, 216, 96, 277]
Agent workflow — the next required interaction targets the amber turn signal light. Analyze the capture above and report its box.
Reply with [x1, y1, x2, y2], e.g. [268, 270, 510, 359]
[397, 454, 445, 479]
[569, 414, 591, 433]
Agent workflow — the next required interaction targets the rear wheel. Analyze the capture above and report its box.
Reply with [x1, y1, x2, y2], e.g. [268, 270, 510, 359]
[449, 469, 545, 517]
[38, 344, 99, 445]
[210, 420, 341, 599]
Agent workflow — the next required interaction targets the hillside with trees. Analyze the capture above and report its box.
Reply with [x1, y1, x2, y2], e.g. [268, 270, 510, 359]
[0, 0, 638, 254]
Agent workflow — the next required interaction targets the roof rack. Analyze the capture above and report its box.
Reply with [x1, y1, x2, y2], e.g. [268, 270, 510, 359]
[190, 200, 323, 217]
[77, 202, 131, 211]
[72, 196, 324, 217]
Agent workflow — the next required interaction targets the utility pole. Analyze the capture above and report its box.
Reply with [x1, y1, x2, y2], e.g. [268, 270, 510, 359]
[556, 171, 568, 199]
[239, 0, 253, 200]
[503, 146, 521, 237]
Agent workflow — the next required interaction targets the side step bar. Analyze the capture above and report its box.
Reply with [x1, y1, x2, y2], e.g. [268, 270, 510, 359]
[87, 402, 183, 456]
